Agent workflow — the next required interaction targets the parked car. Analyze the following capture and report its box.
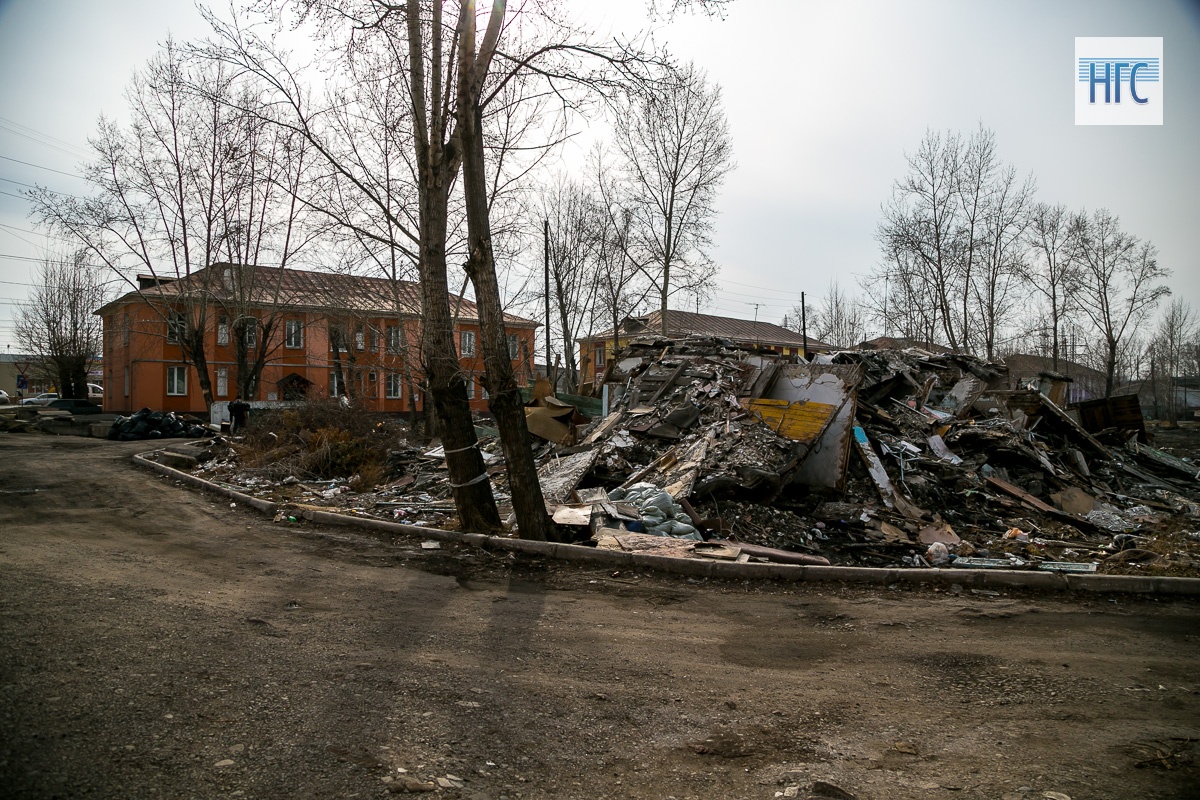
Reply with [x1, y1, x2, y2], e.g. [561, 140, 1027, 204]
[21, 392, 59, 406]
[88, 383, 104, 402]
[0, 389, 10, 405]
[45, 399, 102, 415]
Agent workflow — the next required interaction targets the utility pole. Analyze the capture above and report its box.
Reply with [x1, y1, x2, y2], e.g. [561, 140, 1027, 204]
[750, 303, 761, 349]
[543, 219, 551, 381]
[801, 291, 808, 360]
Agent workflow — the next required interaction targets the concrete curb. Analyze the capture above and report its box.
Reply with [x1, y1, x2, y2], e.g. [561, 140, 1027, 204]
[133, 449, 1200, 596]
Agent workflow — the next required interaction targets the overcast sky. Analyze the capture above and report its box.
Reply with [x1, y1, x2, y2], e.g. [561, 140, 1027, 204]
[1, 0, 1197, 352]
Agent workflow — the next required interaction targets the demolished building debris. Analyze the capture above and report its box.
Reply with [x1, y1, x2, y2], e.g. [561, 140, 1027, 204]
[176, 337, 1200, 576]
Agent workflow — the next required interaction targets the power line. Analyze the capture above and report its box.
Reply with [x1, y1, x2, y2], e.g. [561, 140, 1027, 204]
[0, 155, 85, 180]
[0, 117, 91, 160]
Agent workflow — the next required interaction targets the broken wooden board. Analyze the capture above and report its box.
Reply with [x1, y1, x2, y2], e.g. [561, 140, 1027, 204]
[691, 541, 745, 560]
[1127, 441, 1200, 481]
[537, 449, 600, 504]
[595, 531, 700, 559]
[985, 475, 1057, 513]
[582, 410, 625, 445]
[984, 475, 1099, 532]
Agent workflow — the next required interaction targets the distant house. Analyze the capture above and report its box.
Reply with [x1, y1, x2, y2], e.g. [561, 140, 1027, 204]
[577, 309, 834, 386]
[1000, 353, 1108, 404]
[95, 263, 538, 415]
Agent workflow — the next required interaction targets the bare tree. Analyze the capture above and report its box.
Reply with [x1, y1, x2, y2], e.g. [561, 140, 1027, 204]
[874, 125, 1034, 357]
[536, 174, 604, 389]
[973, 161, 1035, 360]
[29, 43, 310, 409]
[795, 280, 866, 349]
[205, 0, 672, 539]
[1023, 203, 1080, 371]
[876, 128, 966, 351]
[614, 62, 733, 335]
[1071, 208, 1171, 397]
[15, 252, 108, 399]
[1149, 299, 1199, 421]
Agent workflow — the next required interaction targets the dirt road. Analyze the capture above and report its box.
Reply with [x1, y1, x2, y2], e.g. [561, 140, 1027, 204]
[2, 435, 1198, 800]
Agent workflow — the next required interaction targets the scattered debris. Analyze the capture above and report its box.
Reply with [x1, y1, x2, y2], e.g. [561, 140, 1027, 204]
[172, 337, 1200, 575]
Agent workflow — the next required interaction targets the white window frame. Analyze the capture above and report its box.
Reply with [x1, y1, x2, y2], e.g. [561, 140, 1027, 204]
[166, 365, 188, 396]
[217, 315, 229, 346]
[216, 367, 228, 398]
[329, 370, 345, 398]
[386, 325, 401, 354]
[460, 330, 476, 357]
[243, 319, 257, 348]
[354, 325, 366, 351]
[285, 319, 303, 349]
[465, 375, 476, 400]
[595, 346, 606, 367]
[507, 333, 519, 359]
[385, 373, 403, 399]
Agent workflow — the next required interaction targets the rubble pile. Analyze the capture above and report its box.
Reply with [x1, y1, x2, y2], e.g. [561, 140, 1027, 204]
[178, 335, 1200, 576]
[546, 337, 1200, 574]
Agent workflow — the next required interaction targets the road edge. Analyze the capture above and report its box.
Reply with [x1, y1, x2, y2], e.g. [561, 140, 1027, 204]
[132, 449, 1200, 596]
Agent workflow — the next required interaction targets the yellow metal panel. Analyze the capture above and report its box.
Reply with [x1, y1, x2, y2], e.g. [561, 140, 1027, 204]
[746, 398, 838, 444]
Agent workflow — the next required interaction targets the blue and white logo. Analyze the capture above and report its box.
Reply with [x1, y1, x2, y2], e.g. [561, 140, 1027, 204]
[1075, 37, 1163, 125]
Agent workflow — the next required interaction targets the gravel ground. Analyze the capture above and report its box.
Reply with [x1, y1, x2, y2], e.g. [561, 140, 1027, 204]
[1, 434, 1199, 800]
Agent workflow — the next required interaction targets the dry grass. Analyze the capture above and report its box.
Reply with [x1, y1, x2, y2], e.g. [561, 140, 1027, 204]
[235, 397, 403, 483]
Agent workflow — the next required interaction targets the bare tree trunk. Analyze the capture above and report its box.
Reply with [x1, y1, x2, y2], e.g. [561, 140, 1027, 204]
[420, 186, 503, 533]
[457, 2, 551, 542]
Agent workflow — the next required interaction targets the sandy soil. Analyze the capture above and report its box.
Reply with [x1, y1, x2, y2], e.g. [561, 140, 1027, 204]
[1, 434, 1199, 800]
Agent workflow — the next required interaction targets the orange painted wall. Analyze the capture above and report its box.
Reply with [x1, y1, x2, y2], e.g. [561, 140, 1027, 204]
[101, 301, 537, 416]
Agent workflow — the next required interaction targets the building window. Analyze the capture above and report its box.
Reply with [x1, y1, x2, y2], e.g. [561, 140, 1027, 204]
[385, 373, 403, 399]
[595, 347, 606, 368]
[217, 315, 229, 346]
[329, 370, 345, 398]
[285, 319, 303, 348]
[507, 334, 519, 359]
[216, 367, 228, 398]
[243, 319, 257, 348]
[386, 325, 401, 354]
[167, 310, 186, 344]
[465, 375, 476, 400]
[122, 313, 130, 346]
[330, 323, 347, 353]
[460, 330, 476, 357]
[354, 325, 366, 351]
[124, 366, 130, 398]
[367, 326, 380, 352]
[166, 365, 188, 396]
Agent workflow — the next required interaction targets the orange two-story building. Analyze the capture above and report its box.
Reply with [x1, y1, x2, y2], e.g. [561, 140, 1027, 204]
[96, 263, 538, 415]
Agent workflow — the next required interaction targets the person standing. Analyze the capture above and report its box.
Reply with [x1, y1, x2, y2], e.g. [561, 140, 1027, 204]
[229, 395, 251, 434]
